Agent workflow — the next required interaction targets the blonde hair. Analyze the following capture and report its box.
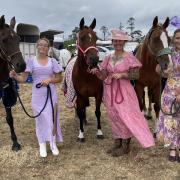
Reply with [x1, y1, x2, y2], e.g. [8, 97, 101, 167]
[36, 38, 50, 48]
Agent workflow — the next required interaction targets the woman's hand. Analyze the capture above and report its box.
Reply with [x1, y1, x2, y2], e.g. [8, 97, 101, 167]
[9, 70, 18, 80]
[90, 68, 99, 75]
[155, 64, 161, 74]
[176, 95, 180, 103]
[41, 78, 52, 86]
[111, 73, 122, 80]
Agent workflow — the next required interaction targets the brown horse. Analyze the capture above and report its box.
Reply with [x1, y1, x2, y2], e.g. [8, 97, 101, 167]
[0, 15, 26, 151]
[72, 18, 103, 142]
[134, 16, 171, 123]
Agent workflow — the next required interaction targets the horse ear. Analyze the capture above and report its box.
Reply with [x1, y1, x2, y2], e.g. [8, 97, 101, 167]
[0, 15, 5, 29]
[10, 17, 16, 29]
[163, 17, 169, 29]
[152, 16, 158, 27]
[80, 17, 85, 30]
[90, 18, 96, 30]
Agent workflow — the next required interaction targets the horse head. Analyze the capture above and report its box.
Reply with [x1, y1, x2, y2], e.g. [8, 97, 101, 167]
[0, 15, 26, 74]
[77, 17, 99, 69]
[145, 16, 172, 72]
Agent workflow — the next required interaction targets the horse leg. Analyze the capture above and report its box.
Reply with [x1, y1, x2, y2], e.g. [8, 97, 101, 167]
[135, 82, 144, 112]
[146, 89, 153, 119]
[152, 85, 161, 138]
[5, 107, 21, 151]
[142, 90, 147, 113]
[95, 95, 103, 139]
[76, 96, 86, 142]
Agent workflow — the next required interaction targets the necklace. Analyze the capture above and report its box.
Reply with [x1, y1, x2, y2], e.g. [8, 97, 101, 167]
[112, 54, 124, 65]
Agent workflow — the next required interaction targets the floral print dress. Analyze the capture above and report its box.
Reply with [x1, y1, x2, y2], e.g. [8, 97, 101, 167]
[156, 49, 180, 147]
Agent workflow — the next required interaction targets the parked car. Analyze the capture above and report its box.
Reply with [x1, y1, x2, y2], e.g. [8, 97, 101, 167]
[97, 46, 111, 62]
[124, 42, 139, 53]
[105, 45, 115, 53]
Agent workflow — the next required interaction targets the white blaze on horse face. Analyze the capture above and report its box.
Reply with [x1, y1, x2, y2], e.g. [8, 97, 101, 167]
[89, 33, 92, 42]
[160, 32, 173, 67]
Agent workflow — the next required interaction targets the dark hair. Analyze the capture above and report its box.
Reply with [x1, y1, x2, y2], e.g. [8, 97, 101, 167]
[173, 29, 180, 38]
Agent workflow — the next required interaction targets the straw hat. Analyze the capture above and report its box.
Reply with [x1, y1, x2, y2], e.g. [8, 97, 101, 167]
[111, 29, 132, 41]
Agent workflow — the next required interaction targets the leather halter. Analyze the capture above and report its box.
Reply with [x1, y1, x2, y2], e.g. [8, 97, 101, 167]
[146, 27, 171, 59]
[0, 46, 21, 70]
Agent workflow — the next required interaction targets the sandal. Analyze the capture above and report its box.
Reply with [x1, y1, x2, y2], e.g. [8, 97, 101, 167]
[168, 148, 176, 162]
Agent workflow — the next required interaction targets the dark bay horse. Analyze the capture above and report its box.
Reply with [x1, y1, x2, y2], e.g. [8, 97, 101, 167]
[0, 15, 26, 151]
[134, 16, 171, 123]
[72, 18, 103, 142]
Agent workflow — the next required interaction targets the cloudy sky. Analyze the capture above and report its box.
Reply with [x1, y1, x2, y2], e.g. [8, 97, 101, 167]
[0, 0, 179, 39]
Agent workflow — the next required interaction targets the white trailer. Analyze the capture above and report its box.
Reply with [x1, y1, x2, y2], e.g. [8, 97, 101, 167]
[16, 23, 40, 61]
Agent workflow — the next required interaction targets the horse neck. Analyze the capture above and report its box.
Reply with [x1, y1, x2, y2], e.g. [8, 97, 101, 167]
[76, 51, 88, 73]
[141, 39, 157, 69]
[0, 57, 9, 82]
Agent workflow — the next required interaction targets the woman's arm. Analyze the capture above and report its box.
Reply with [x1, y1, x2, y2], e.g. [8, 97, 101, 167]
[51, 73, 63, 83]
[10, 70, 29, 83]
[41, 72, 63, 86]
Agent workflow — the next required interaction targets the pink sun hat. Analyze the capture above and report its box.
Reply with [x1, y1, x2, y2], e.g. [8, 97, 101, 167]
[111, 29, 132, 41]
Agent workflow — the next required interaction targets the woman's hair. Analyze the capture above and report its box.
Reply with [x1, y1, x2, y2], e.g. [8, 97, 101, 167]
[36, 38, 50, 47]
[173, 29, 180, 38]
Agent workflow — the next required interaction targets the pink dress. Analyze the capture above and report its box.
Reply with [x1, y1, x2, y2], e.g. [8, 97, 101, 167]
[101, 53, 154, 148]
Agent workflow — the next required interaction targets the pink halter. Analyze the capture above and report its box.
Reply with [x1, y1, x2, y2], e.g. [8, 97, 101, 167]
[76, 34, 98, 56]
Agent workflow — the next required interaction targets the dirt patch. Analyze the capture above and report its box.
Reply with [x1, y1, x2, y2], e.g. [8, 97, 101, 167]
[0, 84, 180, 180]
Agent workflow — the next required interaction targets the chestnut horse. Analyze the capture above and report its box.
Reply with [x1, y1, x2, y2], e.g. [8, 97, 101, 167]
[0, 15, 26, 151]
[134, 16, 171, 124]
[72, 18, 103, 142]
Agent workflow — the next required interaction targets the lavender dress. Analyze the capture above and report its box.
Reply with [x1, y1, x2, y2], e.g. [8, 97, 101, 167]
[25, 57, 63, 147]
[156, 49, 180, 147]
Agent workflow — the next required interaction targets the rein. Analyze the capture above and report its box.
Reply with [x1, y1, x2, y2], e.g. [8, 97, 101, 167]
[104, 79, 124, 106]
[103, 55, 124, 106]
[16, 83, 54, 122]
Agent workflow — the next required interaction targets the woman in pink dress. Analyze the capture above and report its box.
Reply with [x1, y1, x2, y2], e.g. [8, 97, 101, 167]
[91, 29, 154, 157]
[10, 38, 63, 158]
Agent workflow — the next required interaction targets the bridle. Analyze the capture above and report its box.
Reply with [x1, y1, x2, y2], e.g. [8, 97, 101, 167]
[146, 27, 172, 59]
[76, 31, 98, 57]
[0, 45, 21, 70]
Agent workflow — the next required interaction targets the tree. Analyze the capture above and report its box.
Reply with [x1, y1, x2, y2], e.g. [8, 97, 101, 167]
[119, 22, 124, 30]
[126, 17, 135, 36]
[100, 26, 108, 40]
[131, 30, 143, 42]
[71, 27, 79, 40]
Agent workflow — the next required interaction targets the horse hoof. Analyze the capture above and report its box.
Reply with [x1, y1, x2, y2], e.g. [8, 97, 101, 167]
[97, 135, 104, 139]
[12, 143, 21, 151]
[153, 133, 157, 139]
[145, 115, 152, 120]
[77, 138, 85, 143]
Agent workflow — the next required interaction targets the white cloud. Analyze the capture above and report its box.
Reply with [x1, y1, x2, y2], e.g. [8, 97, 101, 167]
[0, 0, 180, 39]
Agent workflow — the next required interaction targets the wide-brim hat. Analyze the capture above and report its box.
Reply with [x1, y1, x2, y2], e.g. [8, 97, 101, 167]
[111, 29, 132, 41]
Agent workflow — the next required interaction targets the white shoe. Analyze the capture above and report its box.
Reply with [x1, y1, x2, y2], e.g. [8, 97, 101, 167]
[39, 143, 47, 158]
[51, 143, 59, 156]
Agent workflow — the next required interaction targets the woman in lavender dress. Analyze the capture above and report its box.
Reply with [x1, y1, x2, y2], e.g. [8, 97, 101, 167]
[156, 29, 180, 162]
[10, 38, 63, 158]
